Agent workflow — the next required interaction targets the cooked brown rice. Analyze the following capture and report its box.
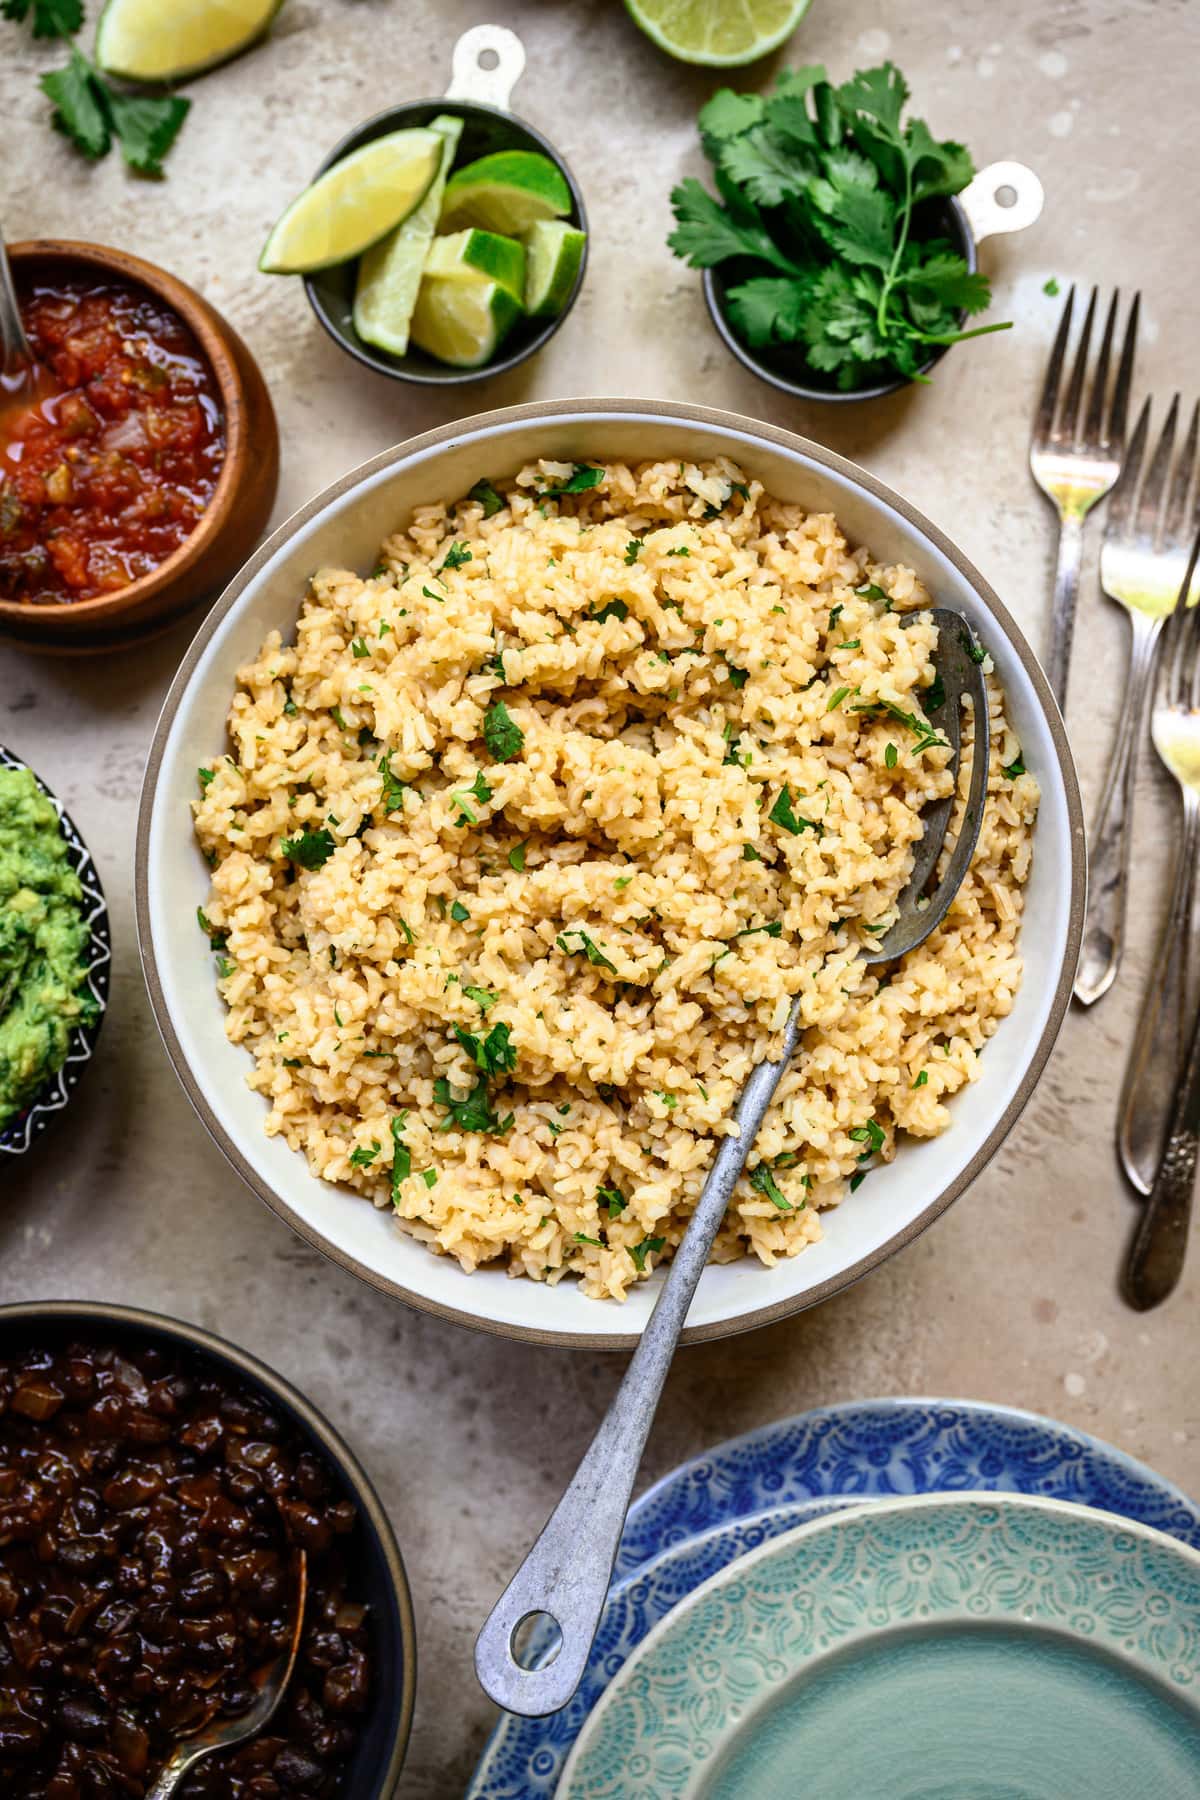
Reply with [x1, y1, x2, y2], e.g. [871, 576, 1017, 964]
[193, 457, 1038, 1302]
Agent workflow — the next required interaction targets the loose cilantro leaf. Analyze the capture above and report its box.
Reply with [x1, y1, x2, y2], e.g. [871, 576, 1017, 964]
[377, 750, 408, 812]
[450, 900, 470, 922]
[725, 663, 749, 688]
[349, 1141, 380, 1168]
[4, 0, 82, 36]
[440, 540, 473, 570]
[390, 1116, 410, 1195]
[1003, 754, 1026, 780]
[468, 478, 503, 516]
[1043, 277, 1060, 297]
[749, 1164, 792, 1209]
[589, 598, 629, 622]
[849, 1117, 886, 1159]
[464, 985, 498, 1012]
[41, 49, 109, 158]
[197, 767, 215, 792]
[541, 464, 604, 496]
[196, 907, 227, 950]
[732, 920, 782, 940]
[106, 88, 190, 176]
[483, 698, 524, 763]
[280, 827, 336, 870]
[769, 785, 821, 836]
[451, 771, 493, 824]
[597, 1184, 626, 1218]
[508, 841, 527, 872]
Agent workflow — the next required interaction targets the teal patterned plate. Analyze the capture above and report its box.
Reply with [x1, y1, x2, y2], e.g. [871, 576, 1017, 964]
[559, 1495, 1200, 1800]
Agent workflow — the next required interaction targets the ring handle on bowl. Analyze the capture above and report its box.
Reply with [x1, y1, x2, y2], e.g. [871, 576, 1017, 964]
[959, 160, 1045, 242]
[445, 24, 526, 110]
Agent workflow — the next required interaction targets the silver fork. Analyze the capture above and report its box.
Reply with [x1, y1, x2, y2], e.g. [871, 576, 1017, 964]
[1074, 398, 1200, 1005]
[1117, 485, 1200, 1196]
[1122, 525, 1200, 1309]
[1030, 285, 1139, 709]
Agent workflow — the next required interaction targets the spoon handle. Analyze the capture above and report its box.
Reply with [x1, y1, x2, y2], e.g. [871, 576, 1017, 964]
[0, 226, 33, 372]
[474, 1001, 803, 1718]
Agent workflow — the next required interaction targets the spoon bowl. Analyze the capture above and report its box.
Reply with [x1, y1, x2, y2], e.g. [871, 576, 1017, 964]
[146, 1552, 308, 1798]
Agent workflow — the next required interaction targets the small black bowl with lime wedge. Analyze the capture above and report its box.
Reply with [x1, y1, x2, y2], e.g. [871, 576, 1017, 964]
[299, 26, 588, 386]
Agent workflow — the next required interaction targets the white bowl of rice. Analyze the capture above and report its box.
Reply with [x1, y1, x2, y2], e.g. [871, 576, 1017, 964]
[136, 401, 1084, 1348]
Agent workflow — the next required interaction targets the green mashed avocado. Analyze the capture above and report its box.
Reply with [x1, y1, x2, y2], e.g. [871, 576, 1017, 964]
[0, 766, 97, 1126]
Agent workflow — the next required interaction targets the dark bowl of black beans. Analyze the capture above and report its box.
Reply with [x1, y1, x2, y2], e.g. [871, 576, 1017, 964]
[0, 1300, 415, 1800]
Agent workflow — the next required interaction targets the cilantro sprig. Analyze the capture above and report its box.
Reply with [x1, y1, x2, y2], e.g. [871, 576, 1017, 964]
[669, 62, 1010, 391]
[39, 46, 190, 176]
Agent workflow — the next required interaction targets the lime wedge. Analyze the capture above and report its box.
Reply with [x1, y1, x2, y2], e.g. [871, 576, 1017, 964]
[624, 0, 812, 65]
[260, 129, 443, 275]
[410, 275, 522, 369]
[95, 0, 284, 81]
[523, 220, 587, 317]
[353, 115, 462, 358]
[423, 230, 526, 302]
[439, 150, 571, 235]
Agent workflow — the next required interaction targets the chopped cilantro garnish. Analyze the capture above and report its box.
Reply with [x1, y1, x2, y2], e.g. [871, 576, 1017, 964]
[856, 583, 890, 605]
[197, 766, 215, 792]
[614, 874, 633, 890]
[351, 637, 370, 658]
[742, 844, 763, 862]
[849, 1169, 869, 1192]
[725, 663, 749, 688]
[1043, 276, 1060, 297]
[629, 1236, 666, 1272]
[450, 900, 471, 923]
[849, 1118, 886, 1160]
[541, 464, 604, 496]
[666, 545, 690, 557]
[451, 771, 493, 824]
[398, 918, 415, 946]
[349, 1141, 380, 1168]
[828, 603, 844, 630]
[597, 1184, 626, 1218]
[196, 907, 227, 950]
[215, 957, 235, 979]
[574, 1233, 603, 1247]
[422, 585, 444, 602]
[280, 827, 336, 870]
[826, 685, 851, 711]
[468, 478, 504, 517]
[1002, 754, 1026, 780]
[464, 985, 498, 1011]
[589, 598, 629, 622]
[925, 670, 946, 711]
[420, 1168, 437, 1188]
[913, 1069, 929, 1087]
[624, 539, 641, 564]
[732, 920, 782, 940]
[769, 785, 822, 836]
[453, 1021, 516, 1077]
[377, 750, 408, 813]
[441, 540, 473, 571]
[282, 697, 298, 717]
[655, 1090, 678, 1111]
[483, 698, 524, 762]
[749, 1164, 791, 1210]
[557, 929, 618, 973]
[390, 1116, 410, 1195]
[885, 742, 898, 769]
[433, 1075, 512, 1135]
[839, 638, 861, 649]
[508, 841, 527, 872]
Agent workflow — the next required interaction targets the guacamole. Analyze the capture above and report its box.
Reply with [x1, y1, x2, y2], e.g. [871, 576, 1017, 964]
[0, 766, 97, 1126]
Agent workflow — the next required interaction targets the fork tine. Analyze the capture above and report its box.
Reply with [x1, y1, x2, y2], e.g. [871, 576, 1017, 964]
[1165, 400, 1200, 546]
[1104, 396, 1151, 541]
[1056, 285, 1097, 449]
[1106, 291, 1140, 451]
[1033, 283, 1075, 447]
[1167, 526, 1200, 709]
[1083, 290, 1118, 446]
[1134, 394, 1180, 545]
[1182, 529, 1200, 710]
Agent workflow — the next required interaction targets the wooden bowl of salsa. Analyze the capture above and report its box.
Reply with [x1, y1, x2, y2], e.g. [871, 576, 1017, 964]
[0, 241, 279, 652]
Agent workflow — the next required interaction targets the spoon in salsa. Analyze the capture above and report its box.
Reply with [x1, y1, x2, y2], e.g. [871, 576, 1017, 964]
[143, 1550, 308, 1798]
[475, 610, 990, 1717]
[0, 227, 55, 415]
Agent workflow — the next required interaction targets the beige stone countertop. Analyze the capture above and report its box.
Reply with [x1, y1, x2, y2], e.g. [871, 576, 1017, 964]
[2, 0, 1197, 1790]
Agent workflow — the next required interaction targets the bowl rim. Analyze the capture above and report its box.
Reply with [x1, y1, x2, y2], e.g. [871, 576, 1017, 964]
[302, 98, 589, 387]
[135, 397, 1086, 1351]
[701, 193, 976, 403]
[0, 239, 251, 629]
[0, 1296, 417, 1793]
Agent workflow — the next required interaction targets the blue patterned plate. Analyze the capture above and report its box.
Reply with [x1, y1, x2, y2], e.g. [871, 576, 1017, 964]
[0, 746, 111, 1157]
[468, 1401, 1200, 1799]
[560, 1495, 1200, 1800]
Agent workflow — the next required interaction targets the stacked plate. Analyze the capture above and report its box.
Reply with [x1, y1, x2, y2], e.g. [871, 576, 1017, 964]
[468, 1400, 1200, 1798]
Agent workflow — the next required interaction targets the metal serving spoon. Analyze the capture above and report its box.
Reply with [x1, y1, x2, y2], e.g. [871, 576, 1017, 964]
[475, 610, 989, 1717]
[0, 226, 36, 391]
[144, 1550, 308, 1799]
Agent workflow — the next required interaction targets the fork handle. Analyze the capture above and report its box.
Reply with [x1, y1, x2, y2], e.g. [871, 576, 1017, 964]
[1118, 791, 1200, 1193]
[1045, 510, 1086, 711]
[1123, 941, 1200, 1309]
[1074, 609, 1162, 1005]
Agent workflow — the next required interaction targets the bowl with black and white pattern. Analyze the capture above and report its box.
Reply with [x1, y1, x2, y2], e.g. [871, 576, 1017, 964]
[0, 745, 111, 1158]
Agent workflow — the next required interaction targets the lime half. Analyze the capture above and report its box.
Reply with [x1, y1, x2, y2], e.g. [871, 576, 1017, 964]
[95, 0, 284, 81]
[439, 150, 571, 235]
[424, 230, 526, 302]
[260, 129, 443, 275]
[523, 220, 586, 317]
[353, 115, 462, 358]
[624, 0, 812, 65]
[410, 275, 522, 369]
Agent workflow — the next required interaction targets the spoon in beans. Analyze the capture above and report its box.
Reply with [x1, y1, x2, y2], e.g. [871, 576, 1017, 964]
[143, 1550, 308, 1799]
[476, 609, 990, 1716]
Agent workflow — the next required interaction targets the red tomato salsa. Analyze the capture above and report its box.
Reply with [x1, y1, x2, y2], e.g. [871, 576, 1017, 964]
[0, 274, 226, 605]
